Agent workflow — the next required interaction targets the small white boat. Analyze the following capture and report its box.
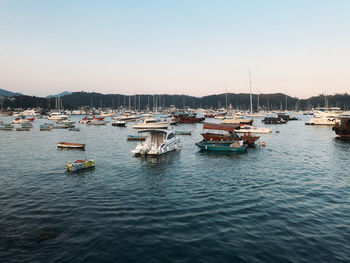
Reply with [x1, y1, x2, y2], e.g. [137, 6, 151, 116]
[305, 117, 337, 126]
[11, 117, 31, 124]
[116, 115, 138, 122]
[48, 112, 69, 120]
[131, 129, 180, 156]
[133, 118, 170, 129]
[87, 119, 106, 125]
[235, 125, 272, 134]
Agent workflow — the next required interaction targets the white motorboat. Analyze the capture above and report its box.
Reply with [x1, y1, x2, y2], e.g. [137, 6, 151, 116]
[235, 125, 272, 134]
[133, 118, 170, 129]
[11, 117, 31, 124]
[48, 112, 69, 120]
[131, 129, 181, 156]
[87, 119, 106, 125]
[305, 117, 337, 126]
[115, 115, 139, 122]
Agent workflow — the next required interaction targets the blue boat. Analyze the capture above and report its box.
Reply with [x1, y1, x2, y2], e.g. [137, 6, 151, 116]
[196, 141, 246, 153]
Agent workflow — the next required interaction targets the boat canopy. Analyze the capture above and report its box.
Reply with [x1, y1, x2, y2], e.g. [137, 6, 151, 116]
[203, 122, 239, 132]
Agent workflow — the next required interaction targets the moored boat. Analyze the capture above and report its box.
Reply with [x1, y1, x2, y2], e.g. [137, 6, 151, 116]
[66, 159, 95, 171]
[57, 142, 85, 149]
[16, 127, 31, 131]
[112, 120, 127, 127]
[201, 122, 259, 146]
[174, 131, 192, 135]
[235, 125, 272, 134]
[133, 118, 169, 129]
[0, 126, 13, 131]
[196, 141, 246, 153]
[131, 129, 180, 156]
[332, 114, 350, 139]
[172, 112, 205, 123]
[127, 135, 147, 141]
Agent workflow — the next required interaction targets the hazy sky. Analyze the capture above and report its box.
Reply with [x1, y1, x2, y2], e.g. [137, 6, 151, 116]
[1, 0, 349, 98]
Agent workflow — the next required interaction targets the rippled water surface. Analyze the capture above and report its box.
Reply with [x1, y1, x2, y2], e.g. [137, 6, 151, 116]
[1, 115, 350, 262]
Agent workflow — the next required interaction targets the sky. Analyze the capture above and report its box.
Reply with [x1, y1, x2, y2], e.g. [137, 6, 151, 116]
[0, 0, 349, 98]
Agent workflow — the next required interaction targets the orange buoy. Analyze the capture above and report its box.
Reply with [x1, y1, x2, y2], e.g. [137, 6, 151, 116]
[261, 142, 266, 147]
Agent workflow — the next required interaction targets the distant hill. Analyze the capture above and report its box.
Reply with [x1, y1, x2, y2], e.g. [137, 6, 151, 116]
[46, 91, 72, 98]
[2, 91, 350, 111]
[0, 88, 22, 97]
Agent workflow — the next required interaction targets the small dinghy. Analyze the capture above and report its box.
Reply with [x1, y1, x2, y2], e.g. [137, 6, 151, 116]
[112, 120, 127, 127]
[174, 131, 192, 135]
[57, 142, 85, 149]
[69, 127, 80, 131]
[16, 127, 30, 131]
[66, 159, 95, 171]
[127, 135, 147, 141]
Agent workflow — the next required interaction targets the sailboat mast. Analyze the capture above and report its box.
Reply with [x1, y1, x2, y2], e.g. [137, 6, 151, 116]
[225, 83, 228, 109]
[249, 71, 253, 114]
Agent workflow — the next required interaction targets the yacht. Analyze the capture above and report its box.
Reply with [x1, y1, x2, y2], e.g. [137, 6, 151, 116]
[48, 112, 69, 120]
[133, 118, 170, 129]
[131, 129, 180, 156]
[305, 107, 342, 126]
[305, 117, 337, 126]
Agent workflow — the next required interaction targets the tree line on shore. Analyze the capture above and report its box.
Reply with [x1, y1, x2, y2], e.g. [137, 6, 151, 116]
[2, 91, 350, 111]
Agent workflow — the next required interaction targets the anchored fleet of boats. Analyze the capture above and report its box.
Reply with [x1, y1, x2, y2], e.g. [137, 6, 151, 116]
[2, 107, 350, 172]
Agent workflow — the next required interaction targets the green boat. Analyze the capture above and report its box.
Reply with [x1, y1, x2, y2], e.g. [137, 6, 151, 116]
[196, 141, 246, 153]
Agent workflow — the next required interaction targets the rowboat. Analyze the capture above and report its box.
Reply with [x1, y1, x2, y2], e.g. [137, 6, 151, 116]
[52, 124, 68, 129]
[174, 131, 192, 135]
[127, 135, 147, 141]
[69, 128, 80, 131]
[0, 127, 13, 131]
[57, 142, 85, 149]
[16, 128, 30, 131]
[196, 141, 246, 153]
[66, 159, 95, 171]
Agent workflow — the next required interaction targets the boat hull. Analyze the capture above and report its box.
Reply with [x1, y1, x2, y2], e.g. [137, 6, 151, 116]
[57, 142, 85, 149]
[66, 159, 95, 171]
[196, 142, 246, 153]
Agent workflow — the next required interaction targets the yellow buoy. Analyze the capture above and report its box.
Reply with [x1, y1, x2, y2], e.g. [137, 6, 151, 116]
[261, 142, 266, 147]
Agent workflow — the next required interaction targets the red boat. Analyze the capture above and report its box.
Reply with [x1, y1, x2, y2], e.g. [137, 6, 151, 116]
[332, 115, 350, 139]
[201, 122, 259, 146]
[172, 113, 205, 123]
